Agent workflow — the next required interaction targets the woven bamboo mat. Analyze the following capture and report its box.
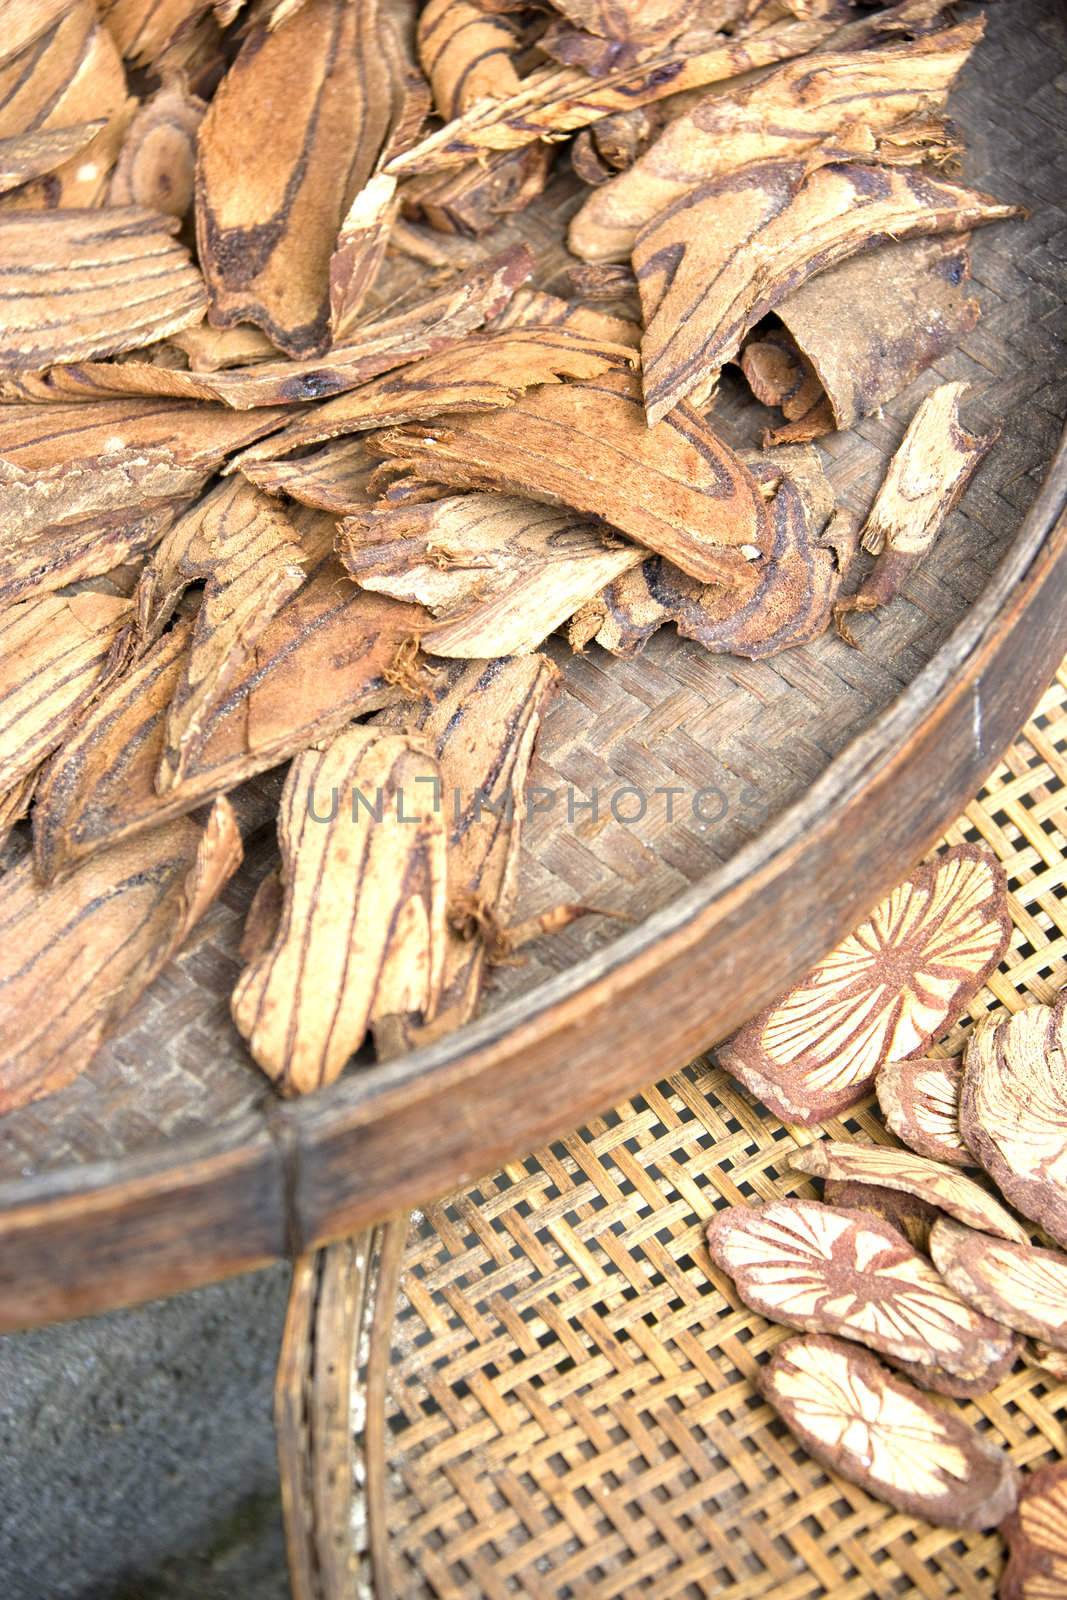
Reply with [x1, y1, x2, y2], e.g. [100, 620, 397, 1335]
[369, 663, 1067, 1600]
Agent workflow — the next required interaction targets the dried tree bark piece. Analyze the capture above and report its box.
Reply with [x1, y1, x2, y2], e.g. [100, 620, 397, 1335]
[489, 286, 640, 347]
[385, 18, 835, 177]
[1022, 1343, 1067, 1382]
[0, 592, 130, 799]
[168, 324, 278, 371]
[236, 324, 637, 462]
[569, 21, 980, 259]
[718, 845, 1011, 1124]
[0, 207, 206, 373]
[32, 570, 424, 880]
[239, 438, 375, 517]
[108, 79, 205, 218]
[930, 1219, 1067, 1350]
[636, 163, 1022, 426]
[4, 245, 533, 407]
[0, 796, 241, 1114]
[135, 479, 313, 790]
[568, 559, 668, 657]
[822, 1177, 939, 1253]
[0, 122, 105, 195]
[402, 145, 554, 238]
[960, 994, 1067, 1252]
[374, 654, 559, 1052]
[706, 1198, 1017, 1388]
[1001, 1462, 1067, 1600]
[329, 174, 401, 340]
[196, 0, 400, 357]
[339, 493, 642, 658]
[758, 1335, 1020, 1529]
[0, 0, 74, 68]
[231, 728, 448, 1095]
[876, 1056, 971, 1167]
[417, 0, 520, 119]
[371, 368, 770, 585]
[552, 0, 700, 48]
[776, 233, 979, 431]
[97, 0, 218, 75]
[835, 382, 998, 643]
[792, 1142, 1029, 1244]
[740, 329, 833, 444]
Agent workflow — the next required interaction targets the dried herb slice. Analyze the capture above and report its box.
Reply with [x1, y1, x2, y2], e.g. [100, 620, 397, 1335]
[235, 324, 637, 463]
[792, 1142, 1029, 1244]
[374, 654, 559, 1052]
[876, 1056, 971, 1167]
[489, 285, 639, 346]
[568, 559, 669, 657]
[32, 567, 424, 881]
[339, 492, 642, 658]
[637, 163, 1021, 426]
[371, 367, 770, 585]
[385, 17, 834, 177]
[0, 591, 130, 798]
[822, 1178, 939, 1254]
[0, 0, 74, 68]
[107, 80, 205, 218]
[3, 245, 533, 408]
[401, 145, 554, 238]
[98, 0, 219, 75]
[836, 382, 998, 643]
[740, 329, 831, 445]
[569, 20, 980, 260]
[0, 796, 241, 1114]
[0, 122, 105, 195]
[960, 993, 1067, 1251]
[1002, 1461, 1067, 1600]
[239, 438, 375, 517]
[1022, 1342, 1067, 1383]
[231, 728, 447, 1095]
[930, 1218, 1067, 1349]
[758, 1335, 1020, 1529]
[706, 1198, 1017, 1387]
[417, 0, 520, 120]
[718, 844, 1011, 1124]
[0, 207, 206, 372]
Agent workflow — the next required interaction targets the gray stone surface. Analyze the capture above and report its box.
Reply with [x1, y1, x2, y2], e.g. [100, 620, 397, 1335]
[0, 1266, 293, 1600]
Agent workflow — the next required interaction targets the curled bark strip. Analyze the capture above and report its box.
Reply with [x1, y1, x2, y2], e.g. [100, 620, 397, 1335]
[374, 654, 560, 1054]
[231, 728, 448, 1095]
[960, 992, 1067, 1251]
[0, 245, 533, 407]
[0, 207, 206, 373]
[0, 797, 242, 1114]
[835, 382, 998, 643]
[875, 1055, 971, 1167]
[339, 492, 642, 658]
[370, 367, 771, 585]
[1002, 1462, 1067, 1600]
[719, 844, 1011, 1123]
[758, 1335, 1020, 1529]
[0, 592, 130, 800]
[931, 1218, 1067, 1350]
[417, 0, 521, 120]
[739, 329, 832, 444]
[402, 144, 553, 238]
[637, 162, 1022, 426]
[706, 1198, 1018, 1389]
[235, 323, 637, 462]
[108, 80, 205, 218]
[570, 20, 980, 259]
[792, 1141, 1030, 1244]
[384, 18, 836, 177]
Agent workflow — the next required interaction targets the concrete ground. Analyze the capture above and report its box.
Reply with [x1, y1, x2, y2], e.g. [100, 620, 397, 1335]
[0, 1266, 293, 1600]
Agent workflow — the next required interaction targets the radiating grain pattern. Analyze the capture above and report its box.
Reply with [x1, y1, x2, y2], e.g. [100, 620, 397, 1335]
[931, 1218, 1067, 1348]
[417, 0, 520, 120]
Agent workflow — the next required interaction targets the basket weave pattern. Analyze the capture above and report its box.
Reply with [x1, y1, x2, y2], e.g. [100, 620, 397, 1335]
[376, 667, 1067, 1599]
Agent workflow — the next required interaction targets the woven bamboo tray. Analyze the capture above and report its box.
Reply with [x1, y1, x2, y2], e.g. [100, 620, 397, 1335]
[1, 0, 1067, 1332]
[279, 659, 1067, 1600]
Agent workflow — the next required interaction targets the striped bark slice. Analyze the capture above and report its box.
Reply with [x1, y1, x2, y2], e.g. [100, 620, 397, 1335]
[417, 0, 521, 120]
[739, 330, 832, 446]
[0, 591, 130, 799]
[489, 286, 640, 346]
[401, 145, 554, 238]
[0, 207, 206, 373]
[373, 655, 560, 1053]
[706, 1198, 1017, 1386]
[231, 729, 448, 1095]
[239, 439, 374, 518]
[97, 0, 218, 75]
[1002, 1461, 1067, 1600]
[0, 796, 241, 1114]
[0, 245, 533, 407]
[0, 0, 74, 68]
[835, 382, 999, 643]
[931, 1218, 1067, 1349]
[960, 994, 1067, 1251]
[0, 122, 105, 195]
[370, 368, 771, 586]
[568, 558, 669, 658]
[792, 1142, 1029, 1244]
[636, 162, 1021, 426]
[339, 493, 642, 660]
[234, 324, 638, 464]
[569, 20, 980, 260]
[758, 1335, 1020, 1529]
[32, 569, 425, 882]
[107, 80, 205, 218]
[876, 1056, 971, 1167]
[133, 478, 314, 790]
[718, 845, 1011, 1124]
[822, 1178, 939, 1254]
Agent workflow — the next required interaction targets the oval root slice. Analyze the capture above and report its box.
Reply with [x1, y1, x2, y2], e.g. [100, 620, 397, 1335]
[1001, 1460, 1067, 1600]
[876, 1056, 973, 1167]
[931, 1217, 1067, 1348]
